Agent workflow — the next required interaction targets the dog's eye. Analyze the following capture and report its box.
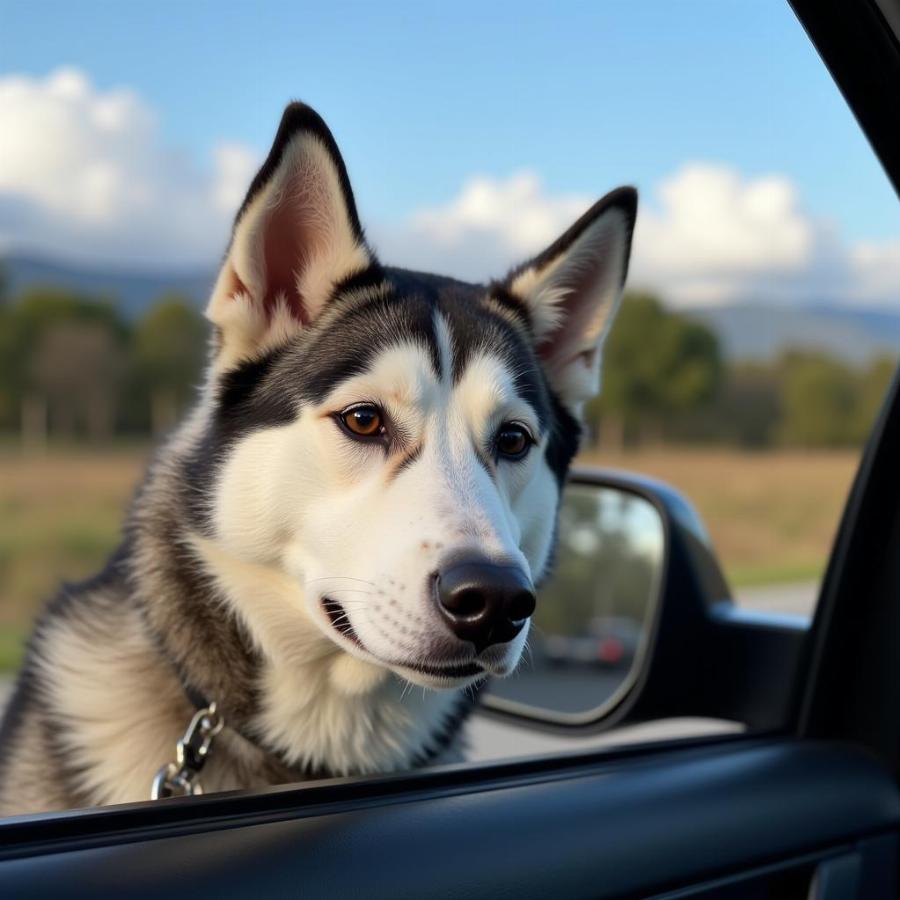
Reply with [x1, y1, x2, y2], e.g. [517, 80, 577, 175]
[339, 404, 384, 438]
[495, 423, 534, 461]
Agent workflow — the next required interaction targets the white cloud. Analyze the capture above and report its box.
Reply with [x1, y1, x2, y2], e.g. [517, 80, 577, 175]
[374, 164, 899, 309]
[0, 68, 258, 266]
[850, 239, 900, 303]
[633, 164, 817, 303]
[1, 68, 897, 310]
[211, 143, 259, 217]
[372, 172, 591, 281]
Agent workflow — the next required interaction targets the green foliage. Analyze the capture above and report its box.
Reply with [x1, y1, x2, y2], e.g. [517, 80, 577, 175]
[777, 351, 858, 447]
[131, 295, 208, 431]
[581, 292, 897, 451]
[711, 362, 782, 448]
[587, 292, 724, 444]
[0, 278, 895, 449]
[0, 286, 208, 438]
[773, 350, 895, 448]
[0, 287, 128, 432]
[853, 356, 896, 442]
[133, 295, 208, 393]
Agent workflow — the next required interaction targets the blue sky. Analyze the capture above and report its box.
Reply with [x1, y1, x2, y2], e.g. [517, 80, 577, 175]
[1, 0, 898, 306]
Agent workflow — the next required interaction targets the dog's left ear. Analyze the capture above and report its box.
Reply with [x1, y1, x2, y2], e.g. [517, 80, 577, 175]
[207, 103, 375, 370]
[498, 187, 637, 411]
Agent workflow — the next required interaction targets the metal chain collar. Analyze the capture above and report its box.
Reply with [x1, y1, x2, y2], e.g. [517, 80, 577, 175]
[150, 702, 224, 800]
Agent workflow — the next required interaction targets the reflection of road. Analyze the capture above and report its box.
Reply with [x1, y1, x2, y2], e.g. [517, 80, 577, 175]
[488, 667, 627, 714]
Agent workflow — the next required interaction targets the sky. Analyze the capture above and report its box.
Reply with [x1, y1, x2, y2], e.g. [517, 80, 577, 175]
[1, 0, 898, 308]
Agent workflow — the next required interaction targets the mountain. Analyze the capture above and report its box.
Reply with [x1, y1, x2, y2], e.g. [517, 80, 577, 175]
[1, 252, 215, 319]
[683, 303, 900, 364]
[3, 253, 900, 363]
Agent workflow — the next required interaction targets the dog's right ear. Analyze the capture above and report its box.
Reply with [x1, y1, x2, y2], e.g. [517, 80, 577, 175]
[207, 103, 375, 370]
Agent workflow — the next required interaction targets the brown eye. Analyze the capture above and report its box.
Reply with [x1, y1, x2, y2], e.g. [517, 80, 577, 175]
[340, 404, 384, 438]
[495, 423, 533, 460]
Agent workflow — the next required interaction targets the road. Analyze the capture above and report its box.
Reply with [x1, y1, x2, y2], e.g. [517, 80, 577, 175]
[734, 581, 818, 617]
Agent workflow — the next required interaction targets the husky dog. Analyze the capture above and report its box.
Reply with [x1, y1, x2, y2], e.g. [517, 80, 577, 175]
[0, 104, 636, 815]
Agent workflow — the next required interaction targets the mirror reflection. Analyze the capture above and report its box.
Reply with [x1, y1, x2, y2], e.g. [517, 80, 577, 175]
[485, 483, 665, 718]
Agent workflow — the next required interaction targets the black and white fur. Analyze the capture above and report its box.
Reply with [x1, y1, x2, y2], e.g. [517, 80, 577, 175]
[0, 104, 636, 815]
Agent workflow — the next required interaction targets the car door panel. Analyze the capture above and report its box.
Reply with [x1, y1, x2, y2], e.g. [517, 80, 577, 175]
[0, 739, 896, 899]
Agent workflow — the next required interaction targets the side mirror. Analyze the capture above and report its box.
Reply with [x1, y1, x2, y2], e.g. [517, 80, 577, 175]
[481, 467, 809, 732]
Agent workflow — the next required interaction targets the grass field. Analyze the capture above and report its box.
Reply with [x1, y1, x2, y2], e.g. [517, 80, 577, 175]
[0, 448, 147, 671]
[0, 445, 861, 672]
[580, 448, 860, 586]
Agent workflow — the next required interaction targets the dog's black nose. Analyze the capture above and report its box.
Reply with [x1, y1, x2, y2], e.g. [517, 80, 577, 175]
[436, 560, 536, 653]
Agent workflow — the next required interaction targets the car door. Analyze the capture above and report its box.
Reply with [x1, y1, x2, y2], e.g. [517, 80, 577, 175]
[2, 1, 900, 897]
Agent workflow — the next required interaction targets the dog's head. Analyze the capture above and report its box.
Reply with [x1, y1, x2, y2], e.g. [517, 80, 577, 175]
[201, 104, 636, 689]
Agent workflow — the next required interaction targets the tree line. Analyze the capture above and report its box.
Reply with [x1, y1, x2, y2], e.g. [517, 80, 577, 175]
[0, 283, 895, 449]
[0, 286, 207, 444]
[589, 293, 896, 450]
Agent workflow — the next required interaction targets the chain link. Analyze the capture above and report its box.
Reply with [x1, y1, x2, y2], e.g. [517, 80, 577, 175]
[150, 702, 224, 800]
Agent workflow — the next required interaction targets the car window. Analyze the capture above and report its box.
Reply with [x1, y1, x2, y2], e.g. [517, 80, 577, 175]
[1, 0, 898, 817]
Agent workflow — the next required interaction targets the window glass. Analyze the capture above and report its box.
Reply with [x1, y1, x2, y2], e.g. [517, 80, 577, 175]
[1, 0, 897, 813]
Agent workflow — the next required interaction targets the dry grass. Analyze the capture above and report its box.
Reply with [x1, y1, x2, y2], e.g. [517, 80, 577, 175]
[0, 445, 862, 671]
[0, 447, 147, 667]
[580, 447, 861, 586]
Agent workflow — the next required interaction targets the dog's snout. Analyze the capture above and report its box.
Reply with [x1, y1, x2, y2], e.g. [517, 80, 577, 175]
[436, 560, 535, 653]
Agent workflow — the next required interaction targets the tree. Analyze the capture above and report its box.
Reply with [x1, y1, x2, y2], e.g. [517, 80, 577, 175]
[708, 362, 781, 448]
[851, 355, 896, 444]
[3, 288, 128, 445]
[777, 351, 858, 447]
[30, 322, 123, 442]
[0, 304, 15, 428]
[132, 295, 208, 435]
[0, 261, 8, 308]
[587, 293, 723, 447]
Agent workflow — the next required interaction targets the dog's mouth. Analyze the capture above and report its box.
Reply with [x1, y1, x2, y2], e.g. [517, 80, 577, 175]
[321, 596, 484, 680]
[323, 596, 364, 647]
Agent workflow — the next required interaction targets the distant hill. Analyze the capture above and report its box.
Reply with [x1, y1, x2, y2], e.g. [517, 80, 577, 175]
[685, 303, 900, 365]
[1, 252, 215, 319]
[3, 252, 900, 363]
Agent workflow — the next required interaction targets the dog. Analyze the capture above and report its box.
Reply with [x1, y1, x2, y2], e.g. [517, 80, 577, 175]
[0, 103, 636, 815]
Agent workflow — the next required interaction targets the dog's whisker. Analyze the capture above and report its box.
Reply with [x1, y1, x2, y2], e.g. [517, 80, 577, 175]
[522, 637, 535, 671]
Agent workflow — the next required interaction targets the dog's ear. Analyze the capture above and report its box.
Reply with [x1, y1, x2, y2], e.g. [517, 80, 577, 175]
[207, 103, 375, 369]
[497, 187, 637, 411]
